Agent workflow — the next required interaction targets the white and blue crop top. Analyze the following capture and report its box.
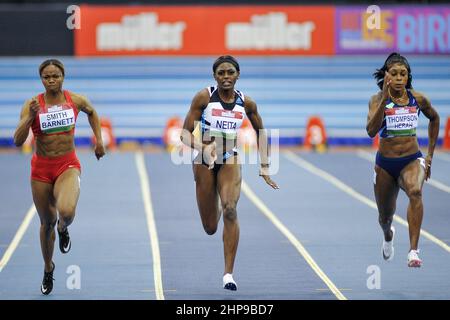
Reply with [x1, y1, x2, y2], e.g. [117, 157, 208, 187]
[200, 86, 246, 140]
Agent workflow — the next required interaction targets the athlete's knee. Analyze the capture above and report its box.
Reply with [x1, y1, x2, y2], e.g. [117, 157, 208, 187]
[406, 187, 422, 201]
[222, 202, 237, 221]
[57, 204, 76, 219]
[203, 222, 218, 235]
[41, 218, 57, 231]
[58, 214, 74, 227]
[378, 215, 393, 226]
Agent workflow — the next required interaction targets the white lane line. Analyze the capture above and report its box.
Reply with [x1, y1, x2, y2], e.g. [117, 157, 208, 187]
[426, 179, 450, 194]
[241, 180, 347, 300]
[284, 150, 450, 253]
[135, 152, 165, 300]
[356, 149, 375, 162]
[356, 149, 450, 194]
[0, 204, 36, 272]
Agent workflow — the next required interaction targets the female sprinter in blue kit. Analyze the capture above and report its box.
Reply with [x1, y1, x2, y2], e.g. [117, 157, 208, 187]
[366, 53, 439, 267]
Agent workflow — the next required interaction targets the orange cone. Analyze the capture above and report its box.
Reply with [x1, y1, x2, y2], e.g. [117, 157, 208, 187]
[443, 117, 450, 150]
[163, 116, 183, 152]
[237, 118, 257, 153]
[372, 133, 379, 149]
[22, 128, 34, 154]
[304, 116, 327, 152]
[92, 117, 116, 150]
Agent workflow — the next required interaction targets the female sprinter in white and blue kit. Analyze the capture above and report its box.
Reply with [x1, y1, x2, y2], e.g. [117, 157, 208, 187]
[181, 55, 278, 291]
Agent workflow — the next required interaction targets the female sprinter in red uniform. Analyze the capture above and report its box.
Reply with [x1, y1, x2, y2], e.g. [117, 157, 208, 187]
[181, 56, 278, 291]
[14, 59, 105, 294]
[367, 53, 439, 267]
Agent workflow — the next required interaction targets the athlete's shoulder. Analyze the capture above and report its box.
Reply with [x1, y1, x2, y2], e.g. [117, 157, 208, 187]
[243, 94, 257, 113]
[68, 91, 84, 102]
[199, 88, 212, 99]
[243, 94, 254, 105]
[409, 89, 429, 105]
[370, 91, 383, 104]
[68, 91, 90, 108]
[191, 88, 210, 108]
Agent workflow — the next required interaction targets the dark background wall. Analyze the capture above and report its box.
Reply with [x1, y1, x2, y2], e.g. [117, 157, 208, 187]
[0, 4, 73, 56]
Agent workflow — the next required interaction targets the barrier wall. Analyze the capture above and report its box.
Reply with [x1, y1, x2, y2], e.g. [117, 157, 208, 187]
[1, 55, 448, 147]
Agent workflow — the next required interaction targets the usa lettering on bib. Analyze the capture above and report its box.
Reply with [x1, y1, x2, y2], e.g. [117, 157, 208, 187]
[39, 105, 75, 134]
[385, 106, 418, 136]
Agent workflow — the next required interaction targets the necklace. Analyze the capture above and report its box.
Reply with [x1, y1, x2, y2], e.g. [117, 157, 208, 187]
[388, 87, 408, 104]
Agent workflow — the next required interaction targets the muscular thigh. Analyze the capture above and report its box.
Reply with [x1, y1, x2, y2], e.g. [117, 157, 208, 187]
[217, 157, 241, 205]
[53, 168, 80, 207]
[193, 163, 219, 215]
[399, 159, 425, 193]
[31, 180, 56, 222]
[374, 165, 399, 215]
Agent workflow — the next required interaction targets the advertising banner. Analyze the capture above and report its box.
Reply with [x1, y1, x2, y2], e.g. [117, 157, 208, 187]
[336, 6, 450, 54]
[75, 5, 335, 56]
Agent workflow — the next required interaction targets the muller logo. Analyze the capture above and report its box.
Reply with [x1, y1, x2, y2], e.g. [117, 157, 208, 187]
[226, 12, 315, 50]
[96, 12, 186, 51]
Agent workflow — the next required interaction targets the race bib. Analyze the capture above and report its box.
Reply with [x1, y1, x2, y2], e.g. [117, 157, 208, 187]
[39, 106, 75, 134]
[210, 108, 244, 139]
[385, 106, 418, 136]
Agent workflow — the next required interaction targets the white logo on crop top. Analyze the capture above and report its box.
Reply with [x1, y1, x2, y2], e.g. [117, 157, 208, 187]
[221, 111, 235, 118]
[39, 107, 75, 132]
[394, 108, 411, 115]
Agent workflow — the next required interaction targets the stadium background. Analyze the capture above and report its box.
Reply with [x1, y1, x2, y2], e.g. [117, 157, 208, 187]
[1, 0, 449, 148]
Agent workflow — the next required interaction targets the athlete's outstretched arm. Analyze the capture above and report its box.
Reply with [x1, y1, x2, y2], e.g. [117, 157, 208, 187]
[413, 91, 440, 180]
[72, 93, 105, 160]
[245, 96, 279, 189]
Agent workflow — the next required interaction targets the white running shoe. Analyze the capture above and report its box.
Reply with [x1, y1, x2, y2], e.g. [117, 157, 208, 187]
[223, 273, 237, 291]
[407, 249, 422, 268]
[382, 226, 395, 261]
